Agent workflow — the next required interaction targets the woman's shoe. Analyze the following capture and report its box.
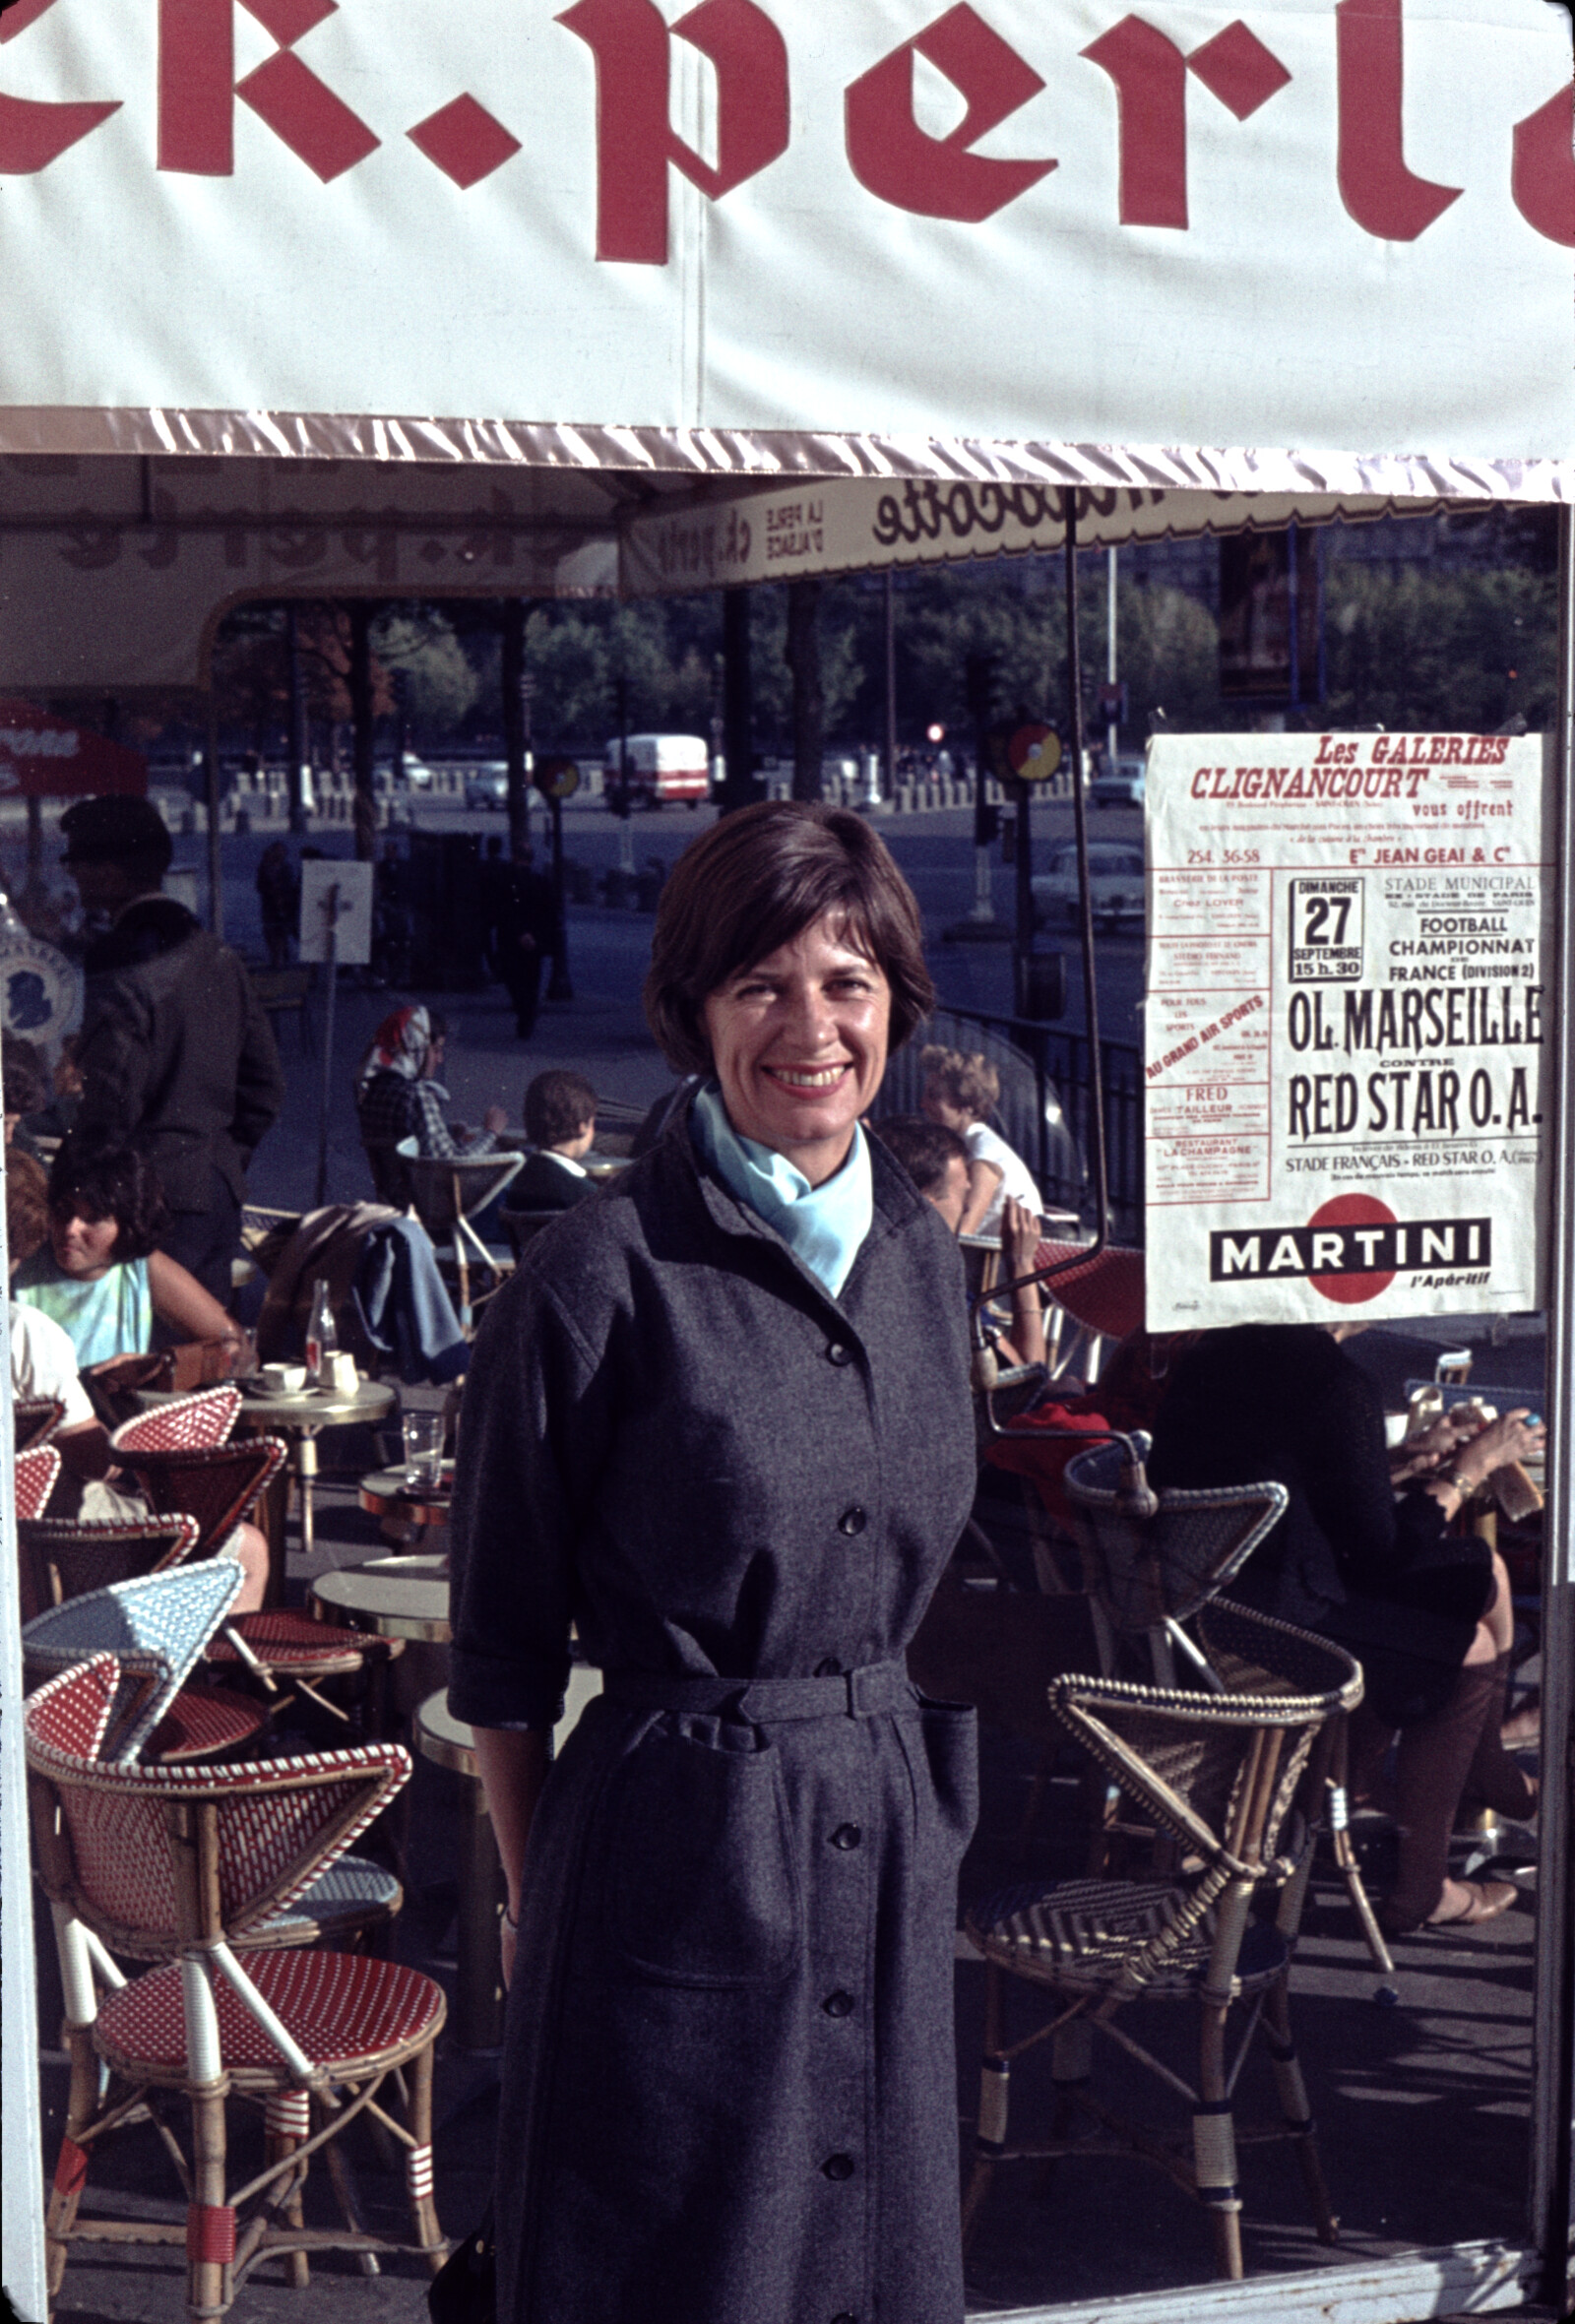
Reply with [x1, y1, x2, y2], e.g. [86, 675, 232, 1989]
[1381, 1875, 1519, 1938]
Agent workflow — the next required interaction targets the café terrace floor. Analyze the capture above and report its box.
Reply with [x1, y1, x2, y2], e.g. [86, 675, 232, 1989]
[32, 1331, 1547, 2324]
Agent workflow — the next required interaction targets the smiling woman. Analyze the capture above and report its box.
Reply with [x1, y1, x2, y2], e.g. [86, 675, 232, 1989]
[450, 802, 979, 2324]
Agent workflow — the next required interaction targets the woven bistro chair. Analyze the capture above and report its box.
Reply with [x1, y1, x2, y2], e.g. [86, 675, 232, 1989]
[108, 1428, 391, 1720]
[399, 1140, 523, 1328]
[16, 1394, 65, 1450]
[22, 1561, 267, 1766]
[15, 1441, 62, 1520]
[962, 1601, 1363, 2281]
[26, 1654, 445, 2318]
[1064, 1437, 1395, 1981]
[19, 1511, 202, 1623]
[111, 1384, 244, 1456]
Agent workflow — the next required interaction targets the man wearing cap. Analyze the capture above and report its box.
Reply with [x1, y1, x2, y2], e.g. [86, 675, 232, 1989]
[61, 795, 286, 1310]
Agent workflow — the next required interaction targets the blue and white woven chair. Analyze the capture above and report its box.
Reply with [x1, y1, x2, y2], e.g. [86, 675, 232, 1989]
[22, 1560, 262, 1766]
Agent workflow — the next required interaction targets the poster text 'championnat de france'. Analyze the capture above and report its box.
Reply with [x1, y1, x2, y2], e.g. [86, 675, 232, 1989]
[1143, 732, 1552, 1331]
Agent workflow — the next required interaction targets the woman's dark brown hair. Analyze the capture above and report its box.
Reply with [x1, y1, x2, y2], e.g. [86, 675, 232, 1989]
[6, 1148, 51, 1268]
[49, 1138, 168, 1263]
[645, 802, 934, 1074]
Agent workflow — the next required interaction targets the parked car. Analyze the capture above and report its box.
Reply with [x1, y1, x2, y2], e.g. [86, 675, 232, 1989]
[1033, 841, 1146, 932]
[1088, 756, 1146, 807]
[465, 761, 510, 809]
[602, 733, 710, 808]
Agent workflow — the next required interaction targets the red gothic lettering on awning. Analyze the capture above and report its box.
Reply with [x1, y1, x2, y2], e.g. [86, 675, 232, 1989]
[1512, 86, 1575, 248]
[1335, 0, 1462, 241]
[845, 4, 1054, 224]
[0, 0, 119, 174]
[1082, 16, 1290, 231]
[158, 0, 378, 181]
[558, 0, 789, 264]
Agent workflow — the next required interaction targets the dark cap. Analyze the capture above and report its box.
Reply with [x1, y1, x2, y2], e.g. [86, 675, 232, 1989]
[60, 794, 173, 872]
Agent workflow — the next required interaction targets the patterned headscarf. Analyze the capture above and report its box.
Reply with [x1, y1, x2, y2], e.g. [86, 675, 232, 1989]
[354, 1004, 435, 1098]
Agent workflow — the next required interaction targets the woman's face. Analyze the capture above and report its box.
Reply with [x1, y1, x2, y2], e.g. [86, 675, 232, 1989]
[52, 1204, 120, 1278]
[921, 1079, 972, 1134]
[702, 914, 891, 1186]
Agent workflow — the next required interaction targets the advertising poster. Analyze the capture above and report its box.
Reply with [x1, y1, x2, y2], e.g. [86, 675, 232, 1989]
[1144, 731, 1552, 1330]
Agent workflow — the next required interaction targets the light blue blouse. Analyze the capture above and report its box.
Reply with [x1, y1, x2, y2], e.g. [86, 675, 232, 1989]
[691, 1082, 873, 1299]
[15, 1253, 155, 1369]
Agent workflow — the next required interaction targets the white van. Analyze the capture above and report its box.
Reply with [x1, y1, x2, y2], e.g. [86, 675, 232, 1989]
[602, 733, 711, 808]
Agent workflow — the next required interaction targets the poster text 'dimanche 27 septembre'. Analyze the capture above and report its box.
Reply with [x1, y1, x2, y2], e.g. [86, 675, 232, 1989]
[1144, 733, 1552, 1331]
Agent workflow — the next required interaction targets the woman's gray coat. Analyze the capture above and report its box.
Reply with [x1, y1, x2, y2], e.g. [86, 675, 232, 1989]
[448, 1111, 978, 2324]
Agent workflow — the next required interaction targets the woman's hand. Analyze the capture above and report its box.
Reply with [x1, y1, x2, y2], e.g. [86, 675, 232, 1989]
[1423, 1407, 1545, 1505]
[1000, 1196, 1043, 1283]
[1390, 1406, 1479, 1480]
[483, 1105, 510, 1135]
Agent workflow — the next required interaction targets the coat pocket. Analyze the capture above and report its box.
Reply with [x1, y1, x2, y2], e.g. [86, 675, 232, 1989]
[606, 1717, 802, 1988]
[906, 1693, 980, 1860]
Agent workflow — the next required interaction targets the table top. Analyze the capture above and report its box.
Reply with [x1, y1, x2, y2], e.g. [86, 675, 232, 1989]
[359, 1464, 454, 1524]
[310, 1551, 451, 1641]
[234, 1379, 397, 1429]
[415, 1665, 603, 1774]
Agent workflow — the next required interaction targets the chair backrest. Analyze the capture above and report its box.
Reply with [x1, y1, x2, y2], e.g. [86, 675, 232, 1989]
[15, 1443, 62, 1522]
[23, 1560, 244, 1763]
[27, 1654, 411, 1954]
[109, 1384, 242, 1456]
[15, 1396, 64, 1452]
[1032, 1240, 1146, 1340]
[1064, 1437, 1289, 1632]
[80, 1350, 176, 1429]
[1051, 1600, 1362, 1883]
[114, 1435, 287, 1556]
[19, 1511, 200, 1623]
[502, 1209, 566, 1263]
[401, 1142, 523, 1231]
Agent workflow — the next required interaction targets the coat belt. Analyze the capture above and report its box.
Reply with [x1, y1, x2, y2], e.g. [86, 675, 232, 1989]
[603, 1659, 911, 1723]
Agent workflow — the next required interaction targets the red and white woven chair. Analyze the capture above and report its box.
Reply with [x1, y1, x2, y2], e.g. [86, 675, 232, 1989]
[15, 1393, 65, 1450]
[20, 1510, 202, 1624]
[15, 1441, 63, 1522]
[26, 1654, 445, 2318]
[110, 1418, 396, 1721]
[109, 1384, 243, 1455]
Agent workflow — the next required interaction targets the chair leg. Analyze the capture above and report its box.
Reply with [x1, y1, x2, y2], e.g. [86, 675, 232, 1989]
[45, 2019, 99, 2294]
[186, 2080, 234, 2324]
[1326, 1716, 1395, 1979]
[1195, 1986, 1244, 2280]
[405, 2040, 446, 2269]
[263, 2090, 311, 2289]
[961, 1966, 1007, 2255]
[1263, 1974, 1339, 2245]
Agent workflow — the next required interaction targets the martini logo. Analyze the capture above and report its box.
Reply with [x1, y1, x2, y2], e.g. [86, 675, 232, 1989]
[1209, 1194, 1491, 1304]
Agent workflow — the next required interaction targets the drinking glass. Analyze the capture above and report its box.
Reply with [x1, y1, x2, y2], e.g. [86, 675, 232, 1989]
[402, 1412, 446, 1492]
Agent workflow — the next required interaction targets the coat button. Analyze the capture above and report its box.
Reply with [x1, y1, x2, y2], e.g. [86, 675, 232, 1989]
[814, 1657, 843, 1677]
[837, 1506, 867, 1537]
[822, 2153, 855, 2181]
[831, 2313, 858, 2324]
[823, 1989, 855, 2018]
[826, 1342, 853, 1366]
[829, 1823, 862, 1851]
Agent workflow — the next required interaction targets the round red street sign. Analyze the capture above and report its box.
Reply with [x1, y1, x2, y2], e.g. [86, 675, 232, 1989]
[1008, 724, 1061, 782]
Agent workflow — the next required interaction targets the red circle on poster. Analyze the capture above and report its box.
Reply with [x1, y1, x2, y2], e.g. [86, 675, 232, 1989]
[1307, 1192, 1397, 1304]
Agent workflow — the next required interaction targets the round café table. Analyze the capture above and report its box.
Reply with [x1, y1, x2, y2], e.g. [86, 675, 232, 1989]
[358, 1464, 454, 1529]
[414, 1667, 603, 2050]
[309, 1551, 452, 1644]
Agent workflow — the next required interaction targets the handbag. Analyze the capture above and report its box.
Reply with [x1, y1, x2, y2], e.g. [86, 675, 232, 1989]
[427, 2196, 496, 2324]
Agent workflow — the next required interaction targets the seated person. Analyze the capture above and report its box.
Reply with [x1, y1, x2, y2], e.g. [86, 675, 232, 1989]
[919, 1044, 1040, 1237]
[16, 1138, 244, 1371]
[7, 1149, 266, 1606]
[354, 1005, 508, 1209]
[508, 1070, 598, 1214]
[876, 1113, 1045, 1368]
[1149, 1321, 1543, 1934]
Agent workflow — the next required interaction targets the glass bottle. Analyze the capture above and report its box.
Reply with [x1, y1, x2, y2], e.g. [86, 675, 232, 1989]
[305, 1279, 338, 1386]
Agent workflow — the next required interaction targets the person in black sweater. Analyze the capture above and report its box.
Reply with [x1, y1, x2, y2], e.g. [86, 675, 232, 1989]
[1150, 1322, 1544, 1932]
[506, 1070, 598, 1215]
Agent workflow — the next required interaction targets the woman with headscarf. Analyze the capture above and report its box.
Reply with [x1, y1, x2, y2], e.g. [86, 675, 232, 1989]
[449, 803, 977, 2324]
[354, 1004, 508, 1210]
